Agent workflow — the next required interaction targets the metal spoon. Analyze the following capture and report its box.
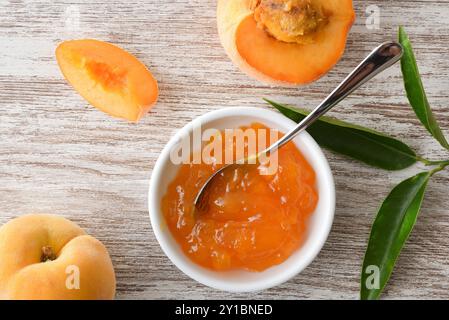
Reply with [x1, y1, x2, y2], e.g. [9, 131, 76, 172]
[194, 42, 403, 214]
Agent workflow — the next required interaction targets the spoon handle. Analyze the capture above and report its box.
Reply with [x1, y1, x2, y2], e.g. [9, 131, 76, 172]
[265, 42, 403, 154]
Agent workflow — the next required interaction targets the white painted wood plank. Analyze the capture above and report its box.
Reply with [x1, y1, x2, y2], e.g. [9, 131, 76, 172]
[1, 0, 449, 299]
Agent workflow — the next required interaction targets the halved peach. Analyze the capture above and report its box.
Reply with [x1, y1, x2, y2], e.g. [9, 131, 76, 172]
[56, 39, 158, 122]
[217, 0, 356, 86]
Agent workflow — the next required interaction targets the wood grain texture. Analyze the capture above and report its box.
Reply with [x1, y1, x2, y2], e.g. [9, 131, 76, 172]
[1, 0, 449, 300]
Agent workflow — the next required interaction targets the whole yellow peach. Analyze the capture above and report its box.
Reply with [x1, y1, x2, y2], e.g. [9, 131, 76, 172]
[0, 214, 116, 300]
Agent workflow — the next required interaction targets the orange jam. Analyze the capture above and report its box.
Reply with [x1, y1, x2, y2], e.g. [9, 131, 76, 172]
[161, 123, 318, 271]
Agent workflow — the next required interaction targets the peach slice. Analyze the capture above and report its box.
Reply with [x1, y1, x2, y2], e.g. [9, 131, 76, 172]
[56, 39, 158, 122]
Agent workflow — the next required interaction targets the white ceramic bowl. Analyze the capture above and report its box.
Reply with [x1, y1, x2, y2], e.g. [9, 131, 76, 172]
[149, 107, 335, 292]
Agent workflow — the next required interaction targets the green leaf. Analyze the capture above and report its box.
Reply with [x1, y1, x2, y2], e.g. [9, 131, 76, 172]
[266, 99, 417, 170]
[360, 171, 432, 300]
[399, 26, 449, 150]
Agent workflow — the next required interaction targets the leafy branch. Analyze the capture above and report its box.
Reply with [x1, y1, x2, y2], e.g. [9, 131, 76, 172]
[266, 27, 449, 300]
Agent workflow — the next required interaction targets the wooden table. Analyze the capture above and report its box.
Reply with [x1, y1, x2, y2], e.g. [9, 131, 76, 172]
[1, 0, 448, 300]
